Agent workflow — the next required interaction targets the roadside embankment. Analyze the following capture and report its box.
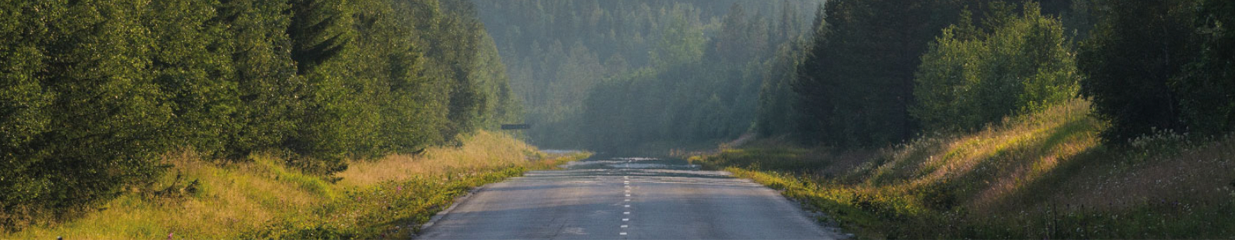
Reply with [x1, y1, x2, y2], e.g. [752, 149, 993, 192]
[692, 100, 1235, 239]
[5, 131, 589, 239]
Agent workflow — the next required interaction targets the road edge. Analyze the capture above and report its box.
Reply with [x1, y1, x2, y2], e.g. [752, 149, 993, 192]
[732, 174, 855, 240]
[413, 179, 505, 238]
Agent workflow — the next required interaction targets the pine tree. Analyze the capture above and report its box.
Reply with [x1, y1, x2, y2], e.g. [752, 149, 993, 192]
[217, 0, 306, 158]
[1078, 0, 1201, 141]
[1174, 0, 1235, 136]
[146, 0, 240, 156]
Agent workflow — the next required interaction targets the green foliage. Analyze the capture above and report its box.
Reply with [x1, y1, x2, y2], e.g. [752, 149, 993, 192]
[0, 0, 174, 227]
[575, 2, 810, 153]
[472, 33, 524, 129]
[0, 2, 56, 222]
[650, 4, 706, 68]
[582, 61, 760, 152]
[1077, 0, 1201, 142]
[0, 0, 520, 230]
[1174, 0, 1235, 136]
[787, 0, 1099, 149]
[287, 0, 350, 75]
[755, 42, 806, 137]
[1078, 0, 1235, 142]
[474, 0, 821, 149]
[695, 102, 1235, 238]
[252, 167, 526, 239]
[217, 0, 306, 159]
[284, 0, 362, 172]
[146, 0, 241, 157]
[794, 0, 967, 148]
[914, 3, 1080, 132]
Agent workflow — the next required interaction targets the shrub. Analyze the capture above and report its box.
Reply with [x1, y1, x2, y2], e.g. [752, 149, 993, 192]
[913, 2, 1080, 132]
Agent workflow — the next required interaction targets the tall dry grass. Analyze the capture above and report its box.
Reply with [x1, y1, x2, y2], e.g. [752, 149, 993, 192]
[338, 131, 541, 187]
[694, 99, 1235, 238]
[5, 131, 586, 239]
[6, 151, 331, 239]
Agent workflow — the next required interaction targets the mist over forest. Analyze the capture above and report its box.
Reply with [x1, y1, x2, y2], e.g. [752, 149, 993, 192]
[471, 0, 1087, 153]
[474, 0, 824, 153]
[3, 0, 1234, 238]
[475, 0, 1231, 154]
[467, 1, 1235, 237]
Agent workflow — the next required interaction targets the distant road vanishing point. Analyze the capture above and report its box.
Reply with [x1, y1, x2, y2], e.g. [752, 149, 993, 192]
[417, 156, 844, 239]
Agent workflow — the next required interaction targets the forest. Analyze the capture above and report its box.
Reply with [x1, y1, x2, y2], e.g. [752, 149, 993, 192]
[473, 0, 822, 152]
[782, 0, 1234, 148]
[741, 0, 1232, 238]
[480, 0, 1235, 237]
[476, 0, 1233, 153]
[2, 0, 1234, 238]
[1, 0, 520, 232]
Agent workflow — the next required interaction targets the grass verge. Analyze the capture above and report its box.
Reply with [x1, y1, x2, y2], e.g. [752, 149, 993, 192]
[692, 100, 1235, 239]
[4, 131, 590, 239]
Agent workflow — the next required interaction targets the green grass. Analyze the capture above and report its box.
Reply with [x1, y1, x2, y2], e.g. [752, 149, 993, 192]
[693, 100, 1235, 239]
[4, 131, 591, 239]
[247, 167, 528, 239]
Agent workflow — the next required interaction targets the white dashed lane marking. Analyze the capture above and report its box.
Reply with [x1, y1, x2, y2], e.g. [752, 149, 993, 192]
[622, 175, 632, 237]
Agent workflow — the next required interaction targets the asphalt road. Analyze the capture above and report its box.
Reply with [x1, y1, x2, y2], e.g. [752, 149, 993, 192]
[417, 157, 843, 239]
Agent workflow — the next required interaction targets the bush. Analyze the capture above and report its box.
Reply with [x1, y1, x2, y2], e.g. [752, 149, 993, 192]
[913, 3, 1080, 132]
[1076, 0, 1201, 142]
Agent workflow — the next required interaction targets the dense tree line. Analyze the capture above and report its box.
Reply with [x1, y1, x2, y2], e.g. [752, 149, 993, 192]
[580, 2, 810, 152]
[782, 0, 1234, 149]
[0, 0, 518, 227]
[791, 0, 973, 148]
[783, 0, 1071, 148]
[475, 0, 1233, 153]
[913, 2, 1080, 132]
[1079, 0, 1235, 142]
[474, 0, 820, 150]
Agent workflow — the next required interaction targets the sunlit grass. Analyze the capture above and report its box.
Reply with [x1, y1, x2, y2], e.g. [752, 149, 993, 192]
[7, 151, 328, 239]
[5, 131, 590, 239]
[694, 99, 1235, 238]
[338, 131, 544, 187]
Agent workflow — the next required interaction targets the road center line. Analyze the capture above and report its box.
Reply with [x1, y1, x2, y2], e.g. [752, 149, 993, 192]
[622, 175, 631, 237]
